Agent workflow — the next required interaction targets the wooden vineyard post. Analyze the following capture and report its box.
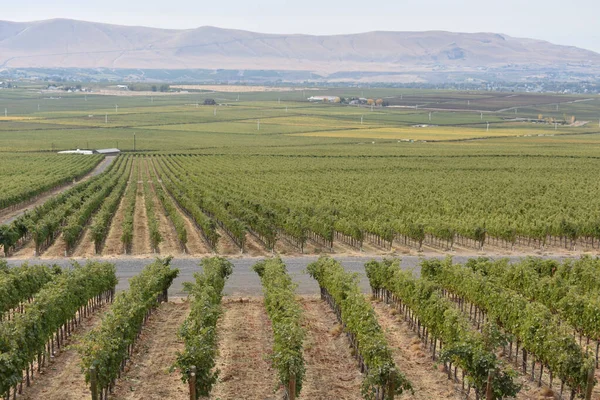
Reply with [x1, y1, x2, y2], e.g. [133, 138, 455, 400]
[485, 369, 494, 400]
[585, 367, 595, 400]
[90, 366, 98, 400]
[288, 376, 296, 400]
[189, 366, 197, 400]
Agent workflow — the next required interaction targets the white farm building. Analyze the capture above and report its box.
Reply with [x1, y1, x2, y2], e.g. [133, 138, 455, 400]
[58, 148, 121, 156]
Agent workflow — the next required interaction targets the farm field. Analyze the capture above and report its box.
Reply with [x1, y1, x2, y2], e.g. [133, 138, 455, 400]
[1, 87, 600, 259]
[6, 255, 599, 400]
[2, 85, 600, 399]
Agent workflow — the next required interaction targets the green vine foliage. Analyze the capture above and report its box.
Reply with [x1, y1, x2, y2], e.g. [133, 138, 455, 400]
[365, 259, 520, 399]
[0, 261, 117, 396]
[175, 257, 233, 399]
[78, 257, 178, 391]
[422, 257, 595, 394]
[463, 256, 600, 343]
[0, 261, 61, 319]
[307, 256, 412, 399]
[253, 258, 305, 397]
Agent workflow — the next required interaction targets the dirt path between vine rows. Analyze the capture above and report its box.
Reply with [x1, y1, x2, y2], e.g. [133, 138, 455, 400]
[43, 232, 67, 257]
[132, 168, 151, 255]
[102, 187, 129, 256]
[71, 226, 96, 257]
[0, 156, 115, 226]
[20, 305, 109, 400]
[211, 297, 280, 399]
[371, 300, 463, 400]
[112, 300, 190, 400]
[299, 297, 363, 399]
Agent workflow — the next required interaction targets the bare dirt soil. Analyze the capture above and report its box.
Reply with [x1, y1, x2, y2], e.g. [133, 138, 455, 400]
[243, 232, 269, 257]
[43, 233, 67, 258]
[299, 297, 363, 399]
[211, 297, 280, 400]
[112, 300, 190, 400]
[71, 226, 96, 257]
[20, 305, 108, 400]
[102, 189, 129, 256]
[216, 228, 243, 256]
[371, 300, 462, 400]
[132, 169, 151, 255]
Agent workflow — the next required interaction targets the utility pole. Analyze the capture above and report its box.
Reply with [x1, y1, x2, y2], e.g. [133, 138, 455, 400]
[4, 108, 6, 117]
[105, 113, 108, 124]
[361, 115, 364, 125]
[38, 104, 40, 111]
[481, 112, 483, 121]
[486, 122, 490, 132]
[257, 119, 260, 131]
[133, 132, 136, 151]
[115, 104, 118, 113]
[429, 112, 432, 122]
[214, 107, 217, 116]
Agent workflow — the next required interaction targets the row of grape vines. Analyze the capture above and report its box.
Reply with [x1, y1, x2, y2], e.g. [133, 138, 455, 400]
[0, 261, 117, 398]
[422, 258, 596, 399]
[175, 257, 233, 398]
[78, 257, 178, 398]
[253, 258, 305, 399]
[365, 259, 520, 399]
[459, 256, 600, 365]
[0, 261, 60, 320]
[307, 256, 411, 400]
[143, 153, 600, 253]
[0, 155, 126, 256]
[0, 154, 103, 211]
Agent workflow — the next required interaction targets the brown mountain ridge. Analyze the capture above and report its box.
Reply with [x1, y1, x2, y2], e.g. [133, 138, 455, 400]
[1, 18, 599, 77]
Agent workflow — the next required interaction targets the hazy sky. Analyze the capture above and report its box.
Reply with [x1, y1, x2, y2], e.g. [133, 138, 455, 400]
[3, 0, 600, 53]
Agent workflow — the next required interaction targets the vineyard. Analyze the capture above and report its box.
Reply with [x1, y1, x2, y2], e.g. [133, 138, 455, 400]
[1, 255, 598, 399]
[0, 154, 102, 213]
[4, 150, 600, 258]
[2, 87, 600, 398]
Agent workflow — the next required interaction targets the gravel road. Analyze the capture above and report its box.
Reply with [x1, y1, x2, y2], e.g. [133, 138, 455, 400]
[4, 254, 570, 296]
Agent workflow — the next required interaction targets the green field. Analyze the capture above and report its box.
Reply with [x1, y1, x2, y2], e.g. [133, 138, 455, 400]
[1, 86, 600, 253]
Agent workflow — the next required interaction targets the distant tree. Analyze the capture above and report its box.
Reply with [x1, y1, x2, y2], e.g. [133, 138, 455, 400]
[375, 99, 384, 106]
[367, 99, 375, 106]
[151, 85, 158, 92]
[204, 98, 216, 105]
[159, 84, 170, 92]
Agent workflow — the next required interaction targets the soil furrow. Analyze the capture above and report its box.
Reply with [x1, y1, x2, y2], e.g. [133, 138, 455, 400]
[211, 297, 279, 399]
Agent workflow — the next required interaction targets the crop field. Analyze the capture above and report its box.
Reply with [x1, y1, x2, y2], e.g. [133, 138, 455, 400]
[2, 86, 600, 399]
[1, 88, 600, 259]
[2, 255, 599, 400]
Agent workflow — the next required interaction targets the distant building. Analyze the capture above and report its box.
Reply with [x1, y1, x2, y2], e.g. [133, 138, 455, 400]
[308, 96, 341, 103]
[95, 148, 121, 156]
[58, 149, 95, 155]
[57, 148, 121, 156]
[116, 85, 129, 90]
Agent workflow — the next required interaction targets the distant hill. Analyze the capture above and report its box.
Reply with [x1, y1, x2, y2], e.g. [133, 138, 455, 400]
[1, 19, 599, 81]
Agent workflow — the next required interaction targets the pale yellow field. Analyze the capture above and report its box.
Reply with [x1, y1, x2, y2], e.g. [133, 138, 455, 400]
[289, 126, 534, 140]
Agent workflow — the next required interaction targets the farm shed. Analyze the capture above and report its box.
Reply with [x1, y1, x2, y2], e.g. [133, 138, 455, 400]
[95, 148, 121, 156]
